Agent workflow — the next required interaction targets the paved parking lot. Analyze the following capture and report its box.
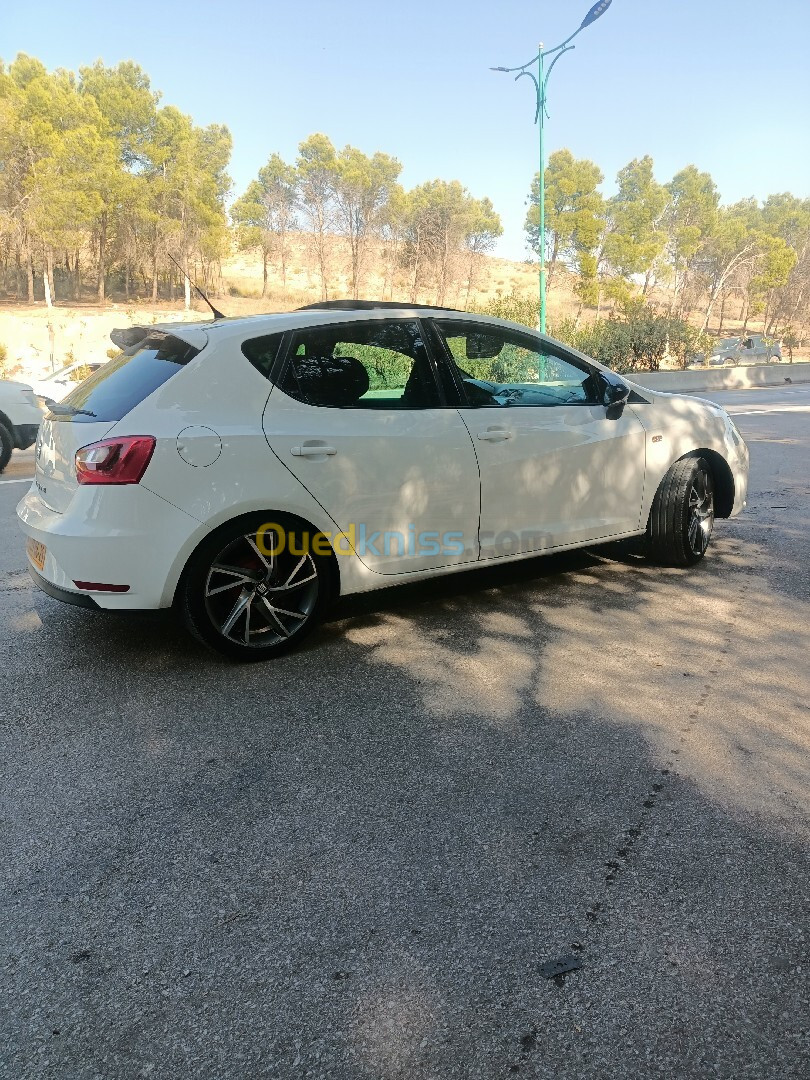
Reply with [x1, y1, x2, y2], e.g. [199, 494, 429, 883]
[1, 386, 808, 1079]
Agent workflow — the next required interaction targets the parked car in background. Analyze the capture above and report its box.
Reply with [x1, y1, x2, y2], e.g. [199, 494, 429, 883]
[29, 358, 109, 405]
[0, 379, 42, 472]
[697, 334, 782, 367]
[18, 301, 749, 660]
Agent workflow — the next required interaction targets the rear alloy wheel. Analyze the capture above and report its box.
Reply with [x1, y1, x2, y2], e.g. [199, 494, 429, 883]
[646, 456, 715, 567]
[0, 421, 13, 473]
[180, 515, 332, 660]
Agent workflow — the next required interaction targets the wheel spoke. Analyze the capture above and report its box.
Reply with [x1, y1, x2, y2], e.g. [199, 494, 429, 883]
[257, 595, 291, 637]
[221, 590, 251, 636]
[268, 572, 318, 593]
[688, 515, 700, 551]
[211, 563, 262, 583]
[264, 604, 307, 621]
[207, 579, 246, 596]
[243, 600, 252, 643]
[247, 535, 274, 575]
[285, 554, 308, 586]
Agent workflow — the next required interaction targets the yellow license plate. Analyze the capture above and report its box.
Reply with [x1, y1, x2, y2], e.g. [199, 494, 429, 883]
[26, 537, 47, 572]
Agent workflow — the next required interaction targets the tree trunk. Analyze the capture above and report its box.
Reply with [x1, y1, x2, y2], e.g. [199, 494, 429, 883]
[280, 234, 288, 293]
[25, 243, 34, 303]
[262, 250, 268, 299]
[46, 249, 55, 304]
[97, 214, 107, 302]
[548, 235, 559, 287]
[718, 291, 726, 333]
[151, 256, 159, 303]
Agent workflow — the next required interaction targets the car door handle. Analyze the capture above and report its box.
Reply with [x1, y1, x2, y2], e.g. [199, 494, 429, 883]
[477, 428, 513, 442]
[291, 444, 337, 457]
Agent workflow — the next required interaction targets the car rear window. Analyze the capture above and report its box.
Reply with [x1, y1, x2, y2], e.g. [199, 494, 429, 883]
[51, 333, 200, 423]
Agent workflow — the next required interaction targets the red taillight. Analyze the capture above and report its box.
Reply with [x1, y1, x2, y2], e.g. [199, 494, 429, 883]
[75, 436, 156, 485]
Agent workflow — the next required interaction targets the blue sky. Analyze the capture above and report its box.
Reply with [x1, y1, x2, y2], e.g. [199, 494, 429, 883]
[3, 0, 809, 260]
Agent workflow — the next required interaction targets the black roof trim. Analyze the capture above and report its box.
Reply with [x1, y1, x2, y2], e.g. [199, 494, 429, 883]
[296, 299, 471, 315]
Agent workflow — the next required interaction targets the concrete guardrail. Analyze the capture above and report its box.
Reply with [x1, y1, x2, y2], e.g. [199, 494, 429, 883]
[627, 362, 810, 394]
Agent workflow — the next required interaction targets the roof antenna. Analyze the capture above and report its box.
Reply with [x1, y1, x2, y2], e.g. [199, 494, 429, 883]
[167, 253, 227, 320]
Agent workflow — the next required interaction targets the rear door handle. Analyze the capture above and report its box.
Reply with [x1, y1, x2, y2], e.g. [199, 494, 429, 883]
[477, 429, 513, 442]
[291, 444, 337, 457]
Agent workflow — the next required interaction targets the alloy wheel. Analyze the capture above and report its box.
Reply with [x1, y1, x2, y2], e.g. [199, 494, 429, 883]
[687, 469, 714, 556]
[204, 532, 319, 648]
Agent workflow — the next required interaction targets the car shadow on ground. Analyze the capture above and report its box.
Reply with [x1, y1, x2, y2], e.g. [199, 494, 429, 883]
[3, 527, 808, 1078]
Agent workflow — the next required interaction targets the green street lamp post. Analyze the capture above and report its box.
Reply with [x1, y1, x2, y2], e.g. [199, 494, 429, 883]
[492, 0, 613, 334]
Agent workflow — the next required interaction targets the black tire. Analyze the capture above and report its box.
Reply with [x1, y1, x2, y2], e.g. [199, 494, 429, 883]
[646, 456, 715, 567]
[179, 512, 334, 661]
[0, 421, 13, 473]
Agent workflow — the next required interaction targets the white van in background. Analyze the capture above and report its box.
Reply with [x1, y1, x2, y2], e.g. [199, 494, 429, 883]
[28, 358, 110, 404]
[0, 379, 42, 472]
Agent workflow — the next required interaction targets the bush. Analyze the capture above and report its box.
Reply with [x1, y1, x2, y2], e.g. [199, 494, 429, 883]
[0, 343, 7, 379]
[475, 289, 539, 330]
[553, 301, 712, 374]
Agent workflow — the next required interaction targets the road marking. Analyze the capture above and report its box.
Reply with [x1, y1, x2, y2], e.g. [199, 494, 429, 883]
[727, 405, 810, 416]
[0, 477, 34, 485]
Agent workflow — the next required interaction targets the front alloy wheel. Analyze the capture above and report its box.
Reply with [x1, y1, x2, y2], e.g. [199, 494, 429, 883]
[181, 515, 331, 660]
[686, 467, 714, 558]
[647, 456, 715, 567]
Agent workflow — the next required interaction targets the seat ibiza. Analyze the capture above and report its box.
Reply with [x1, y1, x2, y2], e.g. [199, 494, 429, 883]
[18, 301, 749, 660]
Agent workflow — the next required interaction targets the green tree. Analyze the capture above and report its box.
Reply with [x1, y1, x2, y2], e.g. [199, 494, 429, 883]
[462, 196, 502, 305]
[295, 133, 337, 300]
[525, 150, 604, 287]
[231, 154, 297, 296]
[331, 145, 401, 298]
[663, 165, 719, 312]
[602, 156, 669, 292]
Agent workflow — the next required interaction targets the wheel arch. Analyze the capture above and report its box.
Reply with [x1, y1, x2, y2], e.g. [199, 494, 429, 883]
[676, 448, 735, 518]
[171, 508, 342, 606]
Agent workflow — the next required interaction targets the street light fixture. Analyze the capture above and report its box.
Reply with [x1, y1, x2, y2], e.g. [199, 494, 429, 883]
[492, 0, 613, 334]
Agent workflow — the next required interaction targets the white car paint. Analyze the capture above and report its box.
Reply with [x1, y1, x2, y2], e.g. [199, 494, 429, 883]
[17, 307, 749, 614]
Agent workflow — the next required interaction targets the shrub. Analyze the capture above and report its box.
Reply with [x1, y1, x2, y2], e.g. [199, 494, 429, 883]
[553, 301, 711, 373]
[475, 289, 539, 330]
[0, 343, 7, 379]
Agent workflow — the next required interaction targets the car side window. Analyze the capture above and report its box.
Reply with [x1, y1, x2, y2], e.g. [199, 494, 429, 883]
[434, 320, 599, 407]
[278, 320, 442, 409]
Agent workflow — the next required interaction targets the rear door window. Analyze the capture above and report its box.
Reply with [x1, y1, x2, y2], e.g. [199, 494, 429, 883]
[277, 320, 443, 409]
[52, 333, 200, 423]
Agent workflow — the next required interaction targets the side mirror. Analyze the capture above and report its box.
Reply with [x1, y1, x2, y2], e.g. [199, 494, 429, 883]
[599, 373, 630, 418]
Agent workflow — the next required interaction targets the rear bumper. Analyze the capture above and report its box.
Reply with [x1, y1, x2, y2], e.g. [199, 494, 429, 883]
[28, 567, 100, 609]
[17, 484, 203, 610]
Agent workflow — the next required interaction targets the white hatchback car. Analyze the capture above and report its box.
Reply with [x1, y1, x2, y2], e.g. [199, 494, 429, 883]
[18, 301, 749, 660]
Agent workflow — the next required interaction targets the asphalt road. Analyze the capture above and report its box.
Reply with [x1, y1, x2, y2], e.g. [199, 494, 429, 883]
[1, 385, 808, 1079]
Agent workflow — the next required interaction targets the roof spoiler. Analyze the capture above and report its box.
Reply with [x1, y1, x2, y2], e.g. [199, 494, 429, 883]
[110, 325, 210, 352]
